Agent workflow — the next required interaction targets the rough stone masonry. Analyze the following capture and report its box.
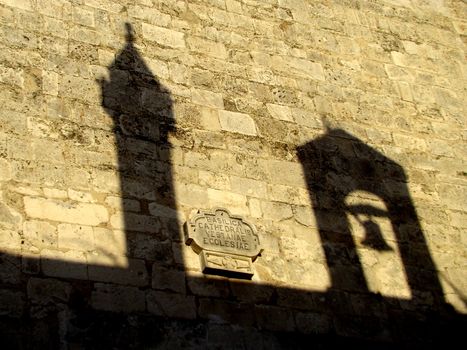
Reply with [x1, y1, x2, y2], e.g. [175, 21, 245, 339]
[0, 0, 465, 348]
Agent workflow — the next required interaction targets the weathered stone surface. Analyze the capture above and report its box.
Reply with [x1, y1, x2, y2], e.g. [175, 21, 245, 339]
[295, 312, 332, 334]
[27, 277, 71, 303]
[24, 197, 108, 226]
[57, 223, 94, 251]
[87, 255, 148, 287]
[152, 264, 186, 293]
[198, 298, 255, 326]
[141, 23, 185, 48]
[207, 189, 249, 216]
[191, 88, 224, 109]
[23, 220, 57, 249]
[0, 289, 25, 318]
[219, 110, 257, 136]
[255, 305, 295, 332]
[187, 272, 230, 298]
[147, 290, 196, 319]
[41, 249, 88, 280]
[91, 283, 146, 313]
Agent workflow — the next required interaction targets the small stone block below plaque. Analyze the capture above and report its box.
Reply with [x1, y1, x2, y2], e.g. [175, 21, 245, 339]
[185, 208, 262, 279]
[200, 251, 254, 279]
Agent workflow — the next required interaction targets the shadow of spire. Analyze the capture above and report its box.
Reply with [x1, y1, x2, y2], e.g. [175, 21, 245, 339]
[99, 22, 179, 268]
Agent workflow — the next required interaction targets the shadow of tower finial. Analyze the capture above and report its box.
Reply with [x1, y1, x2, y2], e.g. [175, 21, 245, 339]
[125, 22, 135, 43]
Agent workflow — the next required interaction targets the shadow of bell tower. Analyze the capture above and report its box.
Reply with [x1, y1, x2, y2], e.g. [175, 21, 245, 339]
[297, 127, 444, 306]
[99, 23, 180, 272]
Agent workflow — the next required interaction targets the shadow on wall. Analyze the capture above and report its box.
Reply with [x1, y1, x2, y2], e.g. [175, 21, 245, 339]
[99, 23, 181, 275]
[1, 23, 465, 348]
[296, 127, 445, 301]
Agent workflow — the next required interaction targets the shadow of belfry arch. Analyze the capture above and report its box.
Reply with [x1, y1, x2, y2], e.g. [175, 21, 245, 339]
[345, 191, 412, 299]
[297, 127, 445, 304]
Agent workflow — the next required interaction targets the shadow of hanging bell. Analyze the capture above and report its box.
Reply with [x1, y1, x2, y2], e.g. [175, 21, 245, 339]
[361, 219, 393, 251]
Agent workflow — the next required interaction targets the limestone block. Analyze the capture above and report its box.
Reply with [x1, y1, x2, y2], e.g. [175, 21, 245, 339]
[226, 0, 242, 13]
[23, 220, 57, 249]
[147, 290, 196, 319]
[67, 189, 95, 203]
[0, 0, 32, 11]
[295, 311, 332, 334]
[199, 170, 230, 190]
[384, 64, 415, 82]
[173, 242, 200, 271]
[219, 110, 257, 136]
[41, 249, 88, 279]
[41, 70, 59, 95]
[448, 211, 466, 229]
[24, 197, 108, 226]
[452, 21, 467, 35]
[91, 283, 145, 313]
[272, 55, 325, 81]
[43, 188, 67, 199]
[109, 212, 161, 233]
[59, 75, 99, 103]
[84, 0, 124, 13]
[230, 281, 274, 304]
[0, 289, 25, 318]
[266, 103, 293, 122]
[438, 183, 467, 211]
[93, 227, 126, 260]
[0, 66, 24, 87]
[87, 255, 148, 286]
[146, 57, 170, 80]
[131, 234, 174, 262]
[0, 229, 22, 253]
[267, 184, 310, 206]
[22, 252, 40, 275]
[27, 277, 71, 303]
[207, 188, 249, 216]
[0, 200, 22, 230]
[255, 305, 295, 332]
[152, 265, 186, 293]
[397, 81, 413, 101]
[148, 203, 186, 223]
[187, 36, 228, 59]
[261, 201, 293, 221]
[72, 7, 95, 27]
[142, 23, 185, 48]
[248, 198, 262, 218]
[186, 272, 230, 298]
[292, 206, 315, 227]
[72, 25, 106, 45]
[266, 160, 306, 188]
[392, 133, 427, 151]
[198, 298, 255, 326]
[191, 88, 224, 109]
[127, 5, 171, 27]
[57, 223, 94, 251]
[199, 107, 222, 131]
[120, 178, 157, 200]
[174, 183, 209, 208]
[230, 176, 267, 198]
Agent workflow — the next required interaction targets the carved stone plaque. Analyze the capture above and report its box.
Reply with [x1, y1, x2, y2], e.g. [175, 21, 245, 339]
[185, 208, 262, 278]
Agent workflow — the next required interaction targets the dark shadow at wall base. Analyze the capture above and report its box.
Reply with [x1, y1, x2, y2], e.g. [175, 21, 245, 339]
[0, 265, 465, 349]
[1, 306, 464, 350]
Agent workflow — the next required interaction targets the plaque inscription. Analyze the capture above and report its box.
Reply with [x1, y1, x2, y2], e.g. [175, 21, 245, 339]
[185, 208, 262, 278]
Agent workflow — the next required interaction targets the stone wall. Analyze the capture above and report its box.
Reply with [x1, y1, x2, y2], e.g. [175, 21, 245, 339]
[0, 0, 465, 348]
